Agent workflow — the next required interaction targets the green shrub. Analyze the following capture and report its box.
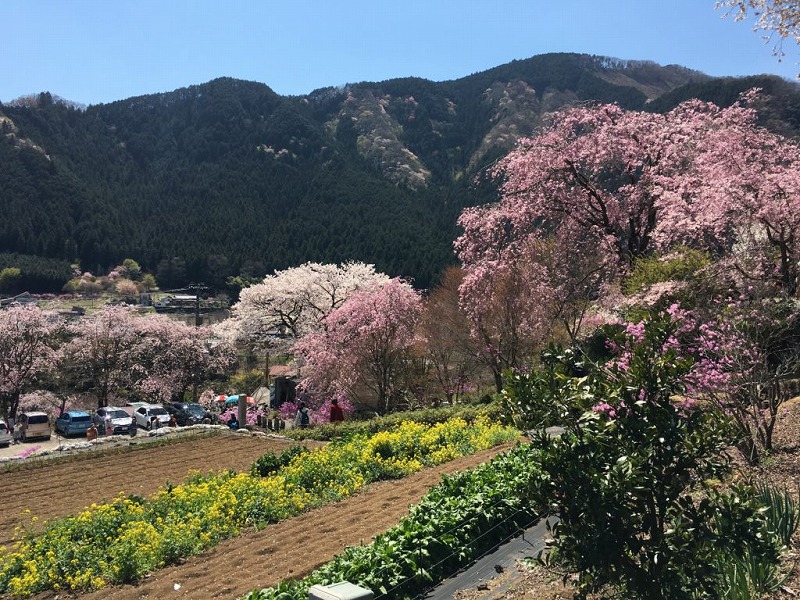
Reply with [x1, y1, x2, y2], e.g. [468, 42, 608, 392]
[249, 445, 309, 477]
[622, 246, 709, 295]
[530, 313, 735, 598]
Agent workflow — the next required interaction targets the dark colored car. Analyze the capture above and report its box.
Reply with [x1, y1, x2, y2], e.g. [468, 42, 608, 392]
[54, 411, 93, 437]
[164, 402, 207, 426]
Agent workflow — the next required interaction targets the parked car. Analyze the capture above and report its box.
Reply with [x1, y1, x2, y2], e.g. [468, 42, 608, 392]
[164, 402, 207, 426]
[133, 404, 171, 430]
[54, 411, 93, 437]
[14, 411, 51, 442]
[0, 421, 11, 448]
[122, 401, 153, 418]
[95, 406, 134, 435]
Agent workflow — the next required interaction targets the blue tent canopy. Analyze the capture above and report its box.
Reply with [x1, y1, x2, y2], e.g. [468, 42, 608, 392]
[224, 394, 255, 405]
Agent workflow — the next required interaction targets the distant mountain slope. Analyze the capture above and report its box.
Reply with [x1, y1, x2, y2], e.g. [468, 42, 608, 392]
[0, 53, 796, 292]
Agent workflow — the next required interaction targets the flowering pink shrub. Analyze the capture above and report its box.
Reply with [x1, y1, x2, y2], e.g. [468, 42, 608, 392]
[218, 406, 265, 427]
[16, 446, 41, 459]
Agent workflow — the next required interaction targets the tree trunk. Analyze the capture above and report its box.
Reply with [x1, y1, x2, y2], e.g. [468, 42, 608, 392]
[493, 370, 503, 393]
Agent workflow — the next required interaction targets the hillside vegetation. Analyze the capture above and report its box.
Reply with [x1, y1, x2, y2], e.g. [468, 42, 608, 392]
[5, 53, 795, 292]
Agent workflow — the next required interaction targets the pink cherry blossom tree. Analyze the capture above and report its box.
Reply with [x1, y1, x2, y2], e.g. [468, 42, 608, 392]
[0, 305, 63, 420]
[477, 98, 774, 270]
[717, 0, 800, 66]
[17, 390, 81, 418]
[223, 261, 390, 345]
[217, 262, 391, 382]
[134, 315, 237, 404]
[456, 208, 614, 391]
[456, 99, 715, 391]
[295, 278, 423, 414]
[62, 306, 145, 407]
[691, 96, 800, 296]
[457, 92, 800, 393]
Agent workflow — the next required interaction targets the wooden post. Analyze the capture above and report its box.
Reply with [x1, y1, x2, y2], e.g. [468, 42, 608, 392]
[238, 396, 247, 429]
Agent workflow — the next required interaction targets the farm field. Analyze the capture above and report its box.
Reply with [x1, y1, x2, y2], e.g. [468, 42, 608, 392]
[1, 432, 516, 599]
[0, 433, 314, 549]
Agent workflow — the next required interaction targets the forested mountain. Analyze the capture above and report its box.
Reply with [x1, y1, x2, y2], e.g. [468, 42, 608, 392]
[1, 52, 798, 292]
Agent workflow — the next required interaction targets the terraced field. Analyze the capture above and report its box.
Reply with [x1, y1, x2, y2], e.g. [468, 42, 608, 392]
[0, 432, 514, 599]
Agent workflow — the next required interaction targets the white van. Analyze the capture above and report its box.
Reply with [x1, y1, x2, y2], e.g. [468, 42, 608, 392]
[15, 411, 51, 442]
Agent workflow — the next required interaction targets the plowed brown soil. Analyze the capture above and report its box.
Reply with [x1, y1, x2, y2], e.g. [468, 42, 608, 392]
[1, 431, 515, 600]
[0, 433, 309, 551]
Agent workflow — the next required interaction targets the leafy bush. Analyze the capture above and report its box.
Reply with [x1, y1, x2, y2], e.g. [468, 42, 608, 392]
[250, 444, 309, 477]
[502, 345, 593, 430]
[622, 246, 710, 295]
[523, 313, 791, 599]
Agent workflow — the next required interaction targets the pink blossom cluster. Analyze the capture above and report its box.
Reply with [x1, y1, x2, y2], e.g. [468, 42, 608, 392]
[220, 261, 390, 352]
[218, 406, 265, 427]
[0, 304, 237, 419]
[294, 278, 422, 413]
[592, 402, 617, 419]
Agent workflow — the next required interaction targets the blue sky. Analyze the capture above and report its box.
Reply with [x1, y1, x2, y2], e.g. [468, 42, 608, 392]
[2, 0, 798, 106]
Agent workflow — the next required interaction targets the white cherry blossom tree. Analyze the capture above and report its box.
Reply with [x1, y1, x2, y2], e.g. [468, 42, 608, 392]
[218, 262, 391, 353]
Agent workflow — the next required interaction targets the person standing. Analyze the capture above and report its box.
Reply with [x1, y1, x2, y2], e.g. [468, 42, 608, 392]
[129, 414, 137, 437]
[104, 413, 113, 436]
[94, 412, 105, 436]
[294, 402, 310, 429]
[329, 398, 344, 423]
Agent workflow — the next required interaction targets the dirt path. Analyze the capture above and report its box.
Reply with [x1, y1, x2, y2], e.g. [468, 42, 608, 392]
[0, 433, 308, 549]
[24, 441, 515, 600]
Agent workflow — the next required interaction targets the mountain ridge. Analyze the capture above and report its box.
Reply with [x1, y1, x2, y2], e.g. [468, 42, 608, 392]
[0, 53, 797, 293]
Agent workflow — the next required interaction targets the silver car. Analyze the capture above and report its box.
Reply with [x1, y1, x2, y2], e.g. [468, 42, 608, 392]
[0, 421, 11, 448]
[95, 406, 134, 435]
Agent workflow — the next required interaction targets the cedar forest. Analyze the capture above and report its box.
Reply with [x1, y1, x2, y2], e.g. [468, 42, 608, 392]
[2, 53, 800, 293]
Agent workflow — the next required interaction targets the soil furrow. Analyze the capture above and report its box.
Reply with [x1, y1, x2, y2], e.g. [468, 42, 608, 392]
[0, 434, 304, 548]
